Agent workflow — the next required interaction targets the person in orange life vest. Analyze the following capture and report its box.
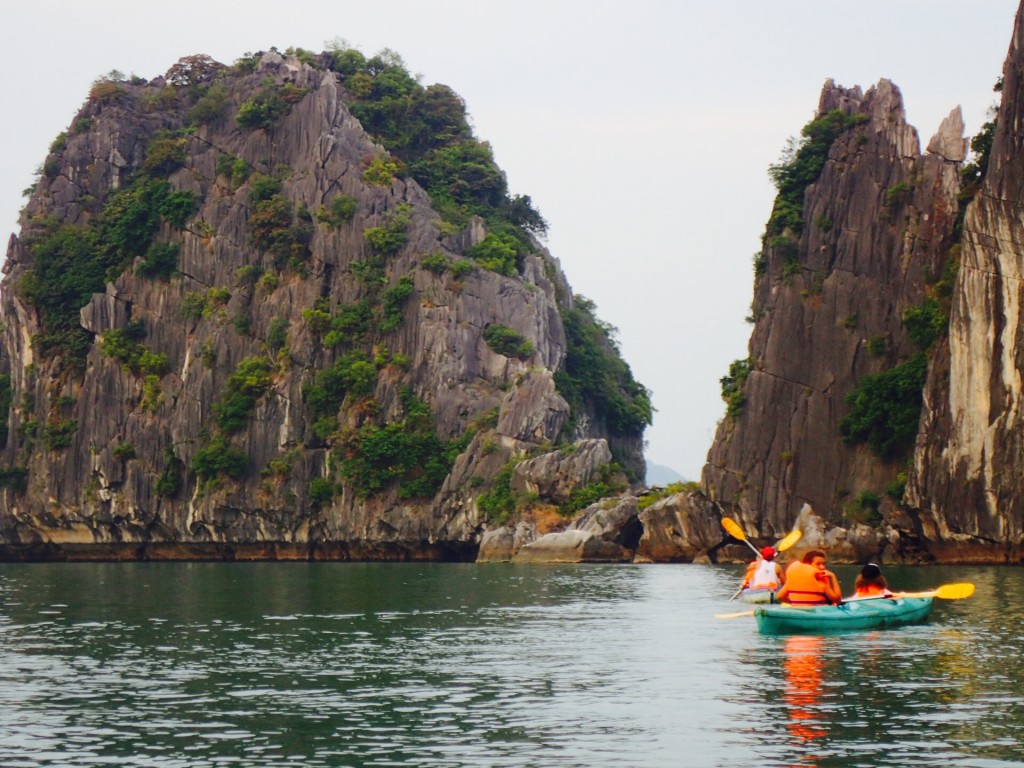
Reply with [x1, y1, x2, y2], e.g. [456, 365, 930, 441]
[740, 546, 786, 590]
[774, 550, 842, 605]
[851, 562, 893, 598]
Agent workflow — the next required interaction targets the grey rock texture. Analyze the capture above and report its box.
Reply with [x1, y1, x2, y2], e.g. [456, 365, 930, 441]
[702, 78, 961, 550]
[0, 52, 646, 560]
[635, 490, 723, 563]
[906, 0, 1024, 562]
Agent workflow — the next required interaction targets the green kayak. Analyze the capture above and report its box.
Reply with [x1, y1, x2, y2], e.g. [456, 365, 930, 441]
[754, 597, 934, 635]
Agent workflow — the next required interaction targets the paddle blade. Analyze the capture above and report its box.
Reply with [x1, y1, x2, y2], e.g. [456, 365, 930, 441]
[895, 582, 976, 600]
[775, 529, 802, 552]
[934, 582, 975, 600]
[720, 517, 747, 541]
[714, 610, 755, 619]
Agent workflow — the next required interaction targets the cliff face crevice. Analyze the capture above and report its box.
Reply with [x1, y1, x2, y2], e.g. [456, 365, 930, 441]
[0, 50, 649, 560]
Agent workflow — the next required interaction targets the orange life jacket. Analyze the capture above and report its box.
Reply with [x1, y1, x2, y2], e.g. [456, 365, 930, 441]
[782, 562, 831, 605]
[854, 584, 890, 597]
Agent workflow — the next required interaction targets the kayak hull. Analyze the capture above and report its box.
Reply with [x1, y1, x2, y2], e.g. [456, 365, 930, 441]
[754, 597, 934, 635]
[738, 588, 774, 604]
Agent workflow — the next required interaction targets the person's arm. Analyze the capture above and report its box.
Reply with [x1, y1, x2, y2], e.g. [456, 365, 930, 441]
[823, 570, 842, 603]
[740, 562, 755, 589]
[776, 563, 786, 585]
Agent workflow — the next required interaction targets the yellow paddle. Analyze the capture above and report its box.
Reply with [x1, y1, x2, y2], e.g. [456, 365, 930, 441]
[855, 582, 976, 601]
[775, 529, 802, 551]
[715, 609, 755, 619]
[721, 517, 802, 553]
[720, 517, 760, 557]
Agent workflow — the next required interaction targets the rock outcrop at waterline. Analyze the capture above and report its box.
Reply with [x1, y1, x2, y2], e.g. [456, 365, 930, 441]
[0, 50, 650, 560]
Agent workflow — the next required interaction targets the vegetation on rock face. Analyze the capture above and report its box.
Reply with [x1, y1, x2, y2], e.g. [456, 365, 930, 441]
[476, 461, 518, 523]
[99, 320, 170, 377]
[720, 358, 751, 419]
[767, 109, 868, 237]
[323, 43, 547, 243]
[958, 78, 1001, 236]
[482, 324, 533, 360]
[845, 489, 882, 527]
[19, 132, 197, 372]
[903, 298, 947, 350]
[555, 296, 652, 438]
[214, 356, 276, 434]
[558, 463, 626, 516]
[335, 389, 466, 499]
[839, 352, 928, 459]
[236, 78, 308, 130]
[637, 481, 701, 510]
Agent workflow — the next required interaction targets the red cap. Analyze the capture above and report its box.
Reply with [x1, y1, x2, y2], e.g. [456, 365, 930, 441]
[760, 546, 776, 560]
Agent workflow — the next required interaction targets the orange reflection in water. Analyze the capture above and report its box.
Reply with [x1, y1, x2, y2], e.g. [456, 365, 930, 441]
[783, 634, 825, 765]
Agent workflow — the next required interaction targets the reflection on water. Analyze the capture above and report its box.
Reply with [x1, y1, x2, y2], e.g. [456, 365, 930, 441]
[783, 635, 826, 755]
[1, 563, 1024, 767]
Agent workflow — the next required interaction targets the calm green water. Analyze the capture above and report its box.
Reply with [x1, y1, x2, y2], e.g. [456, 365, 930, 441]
[0, 562, 1021, 768]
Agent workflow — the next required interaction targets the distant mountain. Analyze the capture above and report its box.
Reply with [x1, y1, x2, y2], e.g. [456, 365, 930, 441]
[645, 461, 686, 487]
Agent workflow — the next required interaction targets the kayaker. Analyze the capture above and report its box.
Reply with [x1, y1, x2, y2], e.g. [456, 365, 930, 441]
[851, 562, 893, 599]
[740, 546, 786, 591]
[774, 550, 842, 605]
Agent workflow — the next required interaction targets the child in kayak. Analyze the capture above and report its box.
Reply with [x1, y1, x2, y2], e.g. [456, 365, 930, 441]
[775, 550, 842, 605]
[740, 546, 786, 592]
[850, 562, 893, 599]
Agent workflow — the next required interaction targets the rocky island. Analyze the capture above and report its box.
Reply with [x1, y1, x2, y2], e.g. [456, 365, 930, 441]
[0, 47, 650, 561]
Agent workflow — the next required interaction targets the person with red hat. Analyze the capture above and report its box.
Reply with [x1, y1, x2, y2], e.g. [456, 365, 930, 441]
[740, 545, 786, 592]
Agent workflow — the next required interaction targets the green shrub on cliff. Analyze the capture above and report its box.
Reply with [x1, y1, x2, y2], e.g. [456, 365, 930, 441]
[840, 352, 928, 459]
[477, 463, 518, 523]
[0, 465, 28, 493]
[465, 232, 521, 276]
[335, 389, 458, 499]
[99, 320, 170, 376]
[720, 358, 751, 418]
[903, 298, 947, 350]
[767, 109, 868, 236]
[327, 43, 546, 243]
[214, 356, 276, 433]
[555, 296, 652, 437]
[363, 205, 412, 256]
[845, 489, 883, 527]
[236, 79, 308, 130]
[483, 324, 533, 360]
[315, 194, 357, 227]
[192, 434, 249, 479]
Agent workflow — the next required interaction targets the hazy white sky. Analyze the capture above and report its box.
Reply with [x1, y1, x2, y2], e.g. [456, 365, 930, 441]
[0, 1, 1018, 479]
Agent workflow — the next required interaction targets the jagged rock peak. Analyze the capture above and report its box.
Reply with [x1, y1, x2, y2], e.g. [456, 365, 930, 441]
[926, 106, 968, 162]
[817, 79, 865, 114]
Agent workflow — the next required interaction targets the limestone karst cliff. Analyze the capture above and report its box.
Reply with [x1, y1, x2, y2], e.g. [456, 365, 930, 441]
[698, 0, 1024, 564]
[702, 77, 963, 551]
[0, 48, 651, 560]
[906, 0, 1024, 562]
